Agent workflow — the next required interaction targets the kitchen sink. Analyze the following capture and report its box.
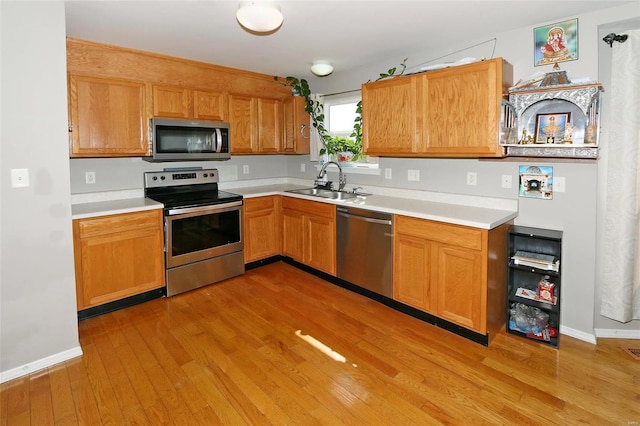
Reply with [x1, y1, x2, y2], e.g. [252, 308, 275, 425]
[286, 187, 359, 201]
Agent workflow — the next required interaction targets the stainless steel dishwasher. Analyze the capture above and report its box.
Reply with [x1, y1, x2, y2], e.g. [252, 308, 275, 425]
[336, 206, 393, 297]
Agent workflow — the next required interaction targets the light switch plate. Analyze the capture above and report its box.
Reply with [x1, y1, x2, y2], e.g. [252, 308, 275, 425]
[242, 165, 250, 174]
[555, 176, 566, 192]
[384, 168, 392, 179]
[408, 169, 420, 181]
[11, 168, 29, 188]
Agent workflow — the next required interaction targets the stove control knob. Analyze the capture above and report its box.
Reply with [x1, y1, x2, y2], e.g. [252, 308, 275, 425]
[152, 176, 158, 181]
[203, 173, 208, 178]
[160, 176, 166, 180]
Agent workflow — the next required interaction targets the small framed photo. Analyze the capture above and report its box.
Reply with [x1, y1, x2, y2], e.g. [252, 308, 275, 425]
[519, 165, 553, 200]
[534, 18, 578, 66]
[535, 113, 570, 144]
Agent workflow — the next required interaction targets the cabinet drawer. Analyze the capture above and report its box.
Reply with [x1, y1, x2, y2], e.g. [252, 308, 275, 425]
[282, 197, 335, 219]
[395, 215, 485, 251]
[245, 196, 277, 212]
[76, 210, 162, 239]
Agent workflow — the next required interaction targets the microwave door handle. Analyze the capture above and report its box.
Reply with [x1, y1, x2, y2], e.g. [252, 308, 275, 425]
[215, 128, 222, 153]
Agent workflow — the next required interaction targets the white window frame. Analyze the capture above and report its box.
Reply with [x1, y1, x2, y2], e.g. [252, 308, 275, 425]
[323, 92, 378, 169]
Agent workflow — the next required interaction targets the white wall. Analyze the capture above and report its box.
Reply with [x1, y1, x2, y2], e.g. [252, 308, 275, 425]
[0, 2, 81, 381]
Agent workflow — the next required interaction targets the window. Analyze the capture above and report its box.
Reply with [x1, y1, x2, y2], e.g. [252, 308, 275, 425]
[323, 93, 378, 168]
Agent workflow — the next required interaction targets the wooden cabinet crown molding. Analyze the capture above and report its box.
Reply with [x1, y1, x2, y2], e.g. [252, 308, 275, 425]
[66, 37, 291, 99]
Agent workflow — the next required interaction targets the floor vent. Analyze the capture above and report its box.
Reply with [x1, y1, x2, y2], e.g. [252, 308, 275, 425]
[621, 346, 640, 361]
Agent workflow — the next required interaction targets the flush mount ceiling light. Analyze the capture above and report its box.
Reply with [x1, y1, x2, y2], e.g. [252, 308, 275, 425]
[236, 1, 283, 33]
[310, 61, 334, 77]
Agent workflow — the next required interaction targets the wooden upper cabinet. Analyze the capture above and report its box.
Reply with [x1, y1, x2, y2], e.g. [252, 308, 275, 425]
[362, 58, 512, 158]
[152, 85, 190, 118]
[68, 74, 149, 157]
[229, 94, 258, 153]
[362, 74, 422, 155]
[230, 94, 283, 154]
[257, 98, 283, 153]
[283, 96, 311, 154]
[193, 90, 228, 121]
[423, 59, 510, 157]
[153, 85, 228, 121]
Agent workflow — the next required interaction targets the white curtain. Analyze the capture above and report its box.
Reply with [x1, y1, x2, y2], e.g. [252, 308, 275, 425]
[601, 29, 640, 322]
[308, 93, 325, 162]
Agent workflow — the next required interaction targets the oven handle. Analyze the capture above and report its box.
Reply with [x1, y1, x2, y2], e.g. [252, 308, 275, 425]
[167, 200, 243, 216]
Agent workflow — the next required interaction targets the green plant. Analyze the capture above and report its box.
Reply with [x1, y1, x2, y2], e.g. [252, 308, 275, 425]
[273, 75, 330, 143]
[319, 135, 363, 161]
[274, 58, 408, 161]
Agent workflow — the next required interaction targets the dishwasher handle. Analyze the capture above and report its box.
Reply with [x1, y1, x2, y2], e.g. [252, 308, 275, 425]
[337, 210, 392, 226]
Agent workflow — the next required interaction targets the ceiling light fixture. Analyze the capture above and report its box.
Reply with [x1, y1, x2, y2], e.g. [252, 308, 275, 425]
[236, 1, 283, 33]
[310, 61, 334, 77]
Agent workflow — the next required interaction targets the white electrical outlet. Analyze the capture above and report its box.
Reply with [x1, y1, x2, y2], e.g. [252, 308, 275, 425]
[467, 172, 477, 186]
[85, 171, 96, 184]
[555, 176, 566, 192]
[10, 168, 29, 188]
[300, 163, 306, 173]
[408, 169, 420, 181]
[385, 168, 392, 179]
[242, 165, 250, 174]
[501, 174, 512, 189]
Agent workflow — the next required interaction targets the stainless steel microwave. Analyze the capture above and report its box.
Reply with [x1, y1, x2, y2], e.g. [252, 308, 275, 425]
[144, 118, 231, 162]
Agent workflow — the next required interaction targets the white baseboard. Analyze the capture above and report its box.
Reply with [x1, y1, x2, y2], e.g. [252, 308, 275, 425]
[0, 346, 83, 384]
[594, 328, 640, 339]
[560, 325, 597, 344]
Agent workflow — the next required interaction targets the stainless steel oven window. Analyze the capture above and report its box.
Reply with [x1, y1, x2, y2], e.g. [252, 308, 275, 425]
[165, 203, 243, 268]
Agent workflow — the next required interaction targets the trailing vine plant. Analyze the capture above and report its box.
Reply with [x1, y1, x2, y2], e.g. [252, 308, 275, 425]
[274, 57, 408, 160]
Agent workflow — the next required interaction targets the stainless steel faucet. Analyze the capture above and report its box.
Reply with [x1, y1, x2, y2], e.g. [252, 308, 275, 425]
[315, 161, 347, 191]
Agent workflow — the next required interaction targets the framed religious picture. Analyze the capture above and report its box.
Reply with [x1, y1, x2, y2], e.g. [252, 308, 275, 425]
[519, 165, 553, 200]
[535, 113, 571, 144]
[534, 19, 578, 66]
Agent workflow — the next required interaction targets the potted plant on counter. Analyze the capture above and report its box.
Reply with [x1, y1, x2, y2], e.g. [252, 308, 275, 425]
[319, 135, 363, 166]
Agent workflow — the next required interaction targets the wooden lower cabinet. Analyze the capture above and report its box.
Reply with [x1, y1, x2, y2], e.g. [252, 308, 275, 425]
[243, 196, 282, 263]
[394, 215, 509, 340]
[282, 197, 336, 275]
[73, 209, 165, 310]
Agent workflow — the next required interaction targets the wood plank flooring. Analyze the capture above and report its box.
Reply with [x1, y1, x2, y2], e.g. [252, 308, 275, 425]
[2, 261, 639, 425]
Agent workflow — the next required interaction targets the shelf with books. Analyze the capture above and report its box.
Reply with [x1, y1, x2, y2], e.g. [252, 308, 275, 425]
[506, 225, 562, 348]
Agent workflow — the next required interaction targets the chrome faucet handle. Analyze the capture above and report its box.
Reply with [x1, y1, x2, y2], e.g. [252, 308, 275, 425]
[352, 186, 364, 194]
[338, 174, 347, 191]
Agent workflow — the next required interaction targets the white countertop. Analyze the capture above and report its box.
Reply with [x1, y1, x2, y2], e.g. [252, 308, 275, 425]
[230, 183, 517, 229]
[71, 179, 518, 229]
[71, 191, 163, 220]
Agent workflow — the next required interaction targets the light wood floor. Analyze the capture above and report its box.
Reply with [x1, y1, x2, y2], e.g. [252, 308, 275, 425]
[2, 261, 639, 425]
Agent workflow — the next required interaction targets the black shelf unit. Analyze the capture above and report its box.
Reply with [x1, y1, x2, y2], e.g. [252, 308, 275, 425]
[507, 225, 562, 347]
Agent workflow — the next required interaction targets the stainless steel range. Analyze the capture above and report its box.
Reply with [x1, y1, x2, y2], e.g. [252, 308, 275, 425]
[144, 168, 244, 296]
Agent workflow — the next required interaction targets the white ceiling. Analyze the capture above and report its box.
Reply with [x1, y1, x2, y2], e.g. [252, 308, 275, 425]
[65, 0, 632, 80]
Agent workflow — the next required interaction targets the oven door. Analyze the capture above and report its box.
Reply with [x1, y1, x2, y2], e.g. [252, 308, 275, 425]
[165, 201, 243, 268]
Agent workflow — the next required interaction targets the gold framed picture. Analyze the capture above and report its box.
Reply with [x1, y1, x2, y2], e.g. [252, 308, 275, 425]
[535, 113, 570, 144]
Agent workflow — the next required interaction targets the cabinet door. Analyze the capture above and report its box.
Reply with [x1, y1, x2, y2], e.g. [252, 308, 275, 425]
[362, 74, 423, 155]
[244, 196, 281, 263]
[423, 59, 504, 157]
[434, 244, 485, 333]
[283, 96, 310, 154]
[68, 74, 149, 157]
[393, 233, 432, 312]
[229, 95, 258, 153]
[194, 90, 228, 121]
[258, 98, 283, 153]
[73, 210, 165, 310]
[152, 85, 190, 118]
[306, 214, 336, 275]
[282, 208, 304, 262]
